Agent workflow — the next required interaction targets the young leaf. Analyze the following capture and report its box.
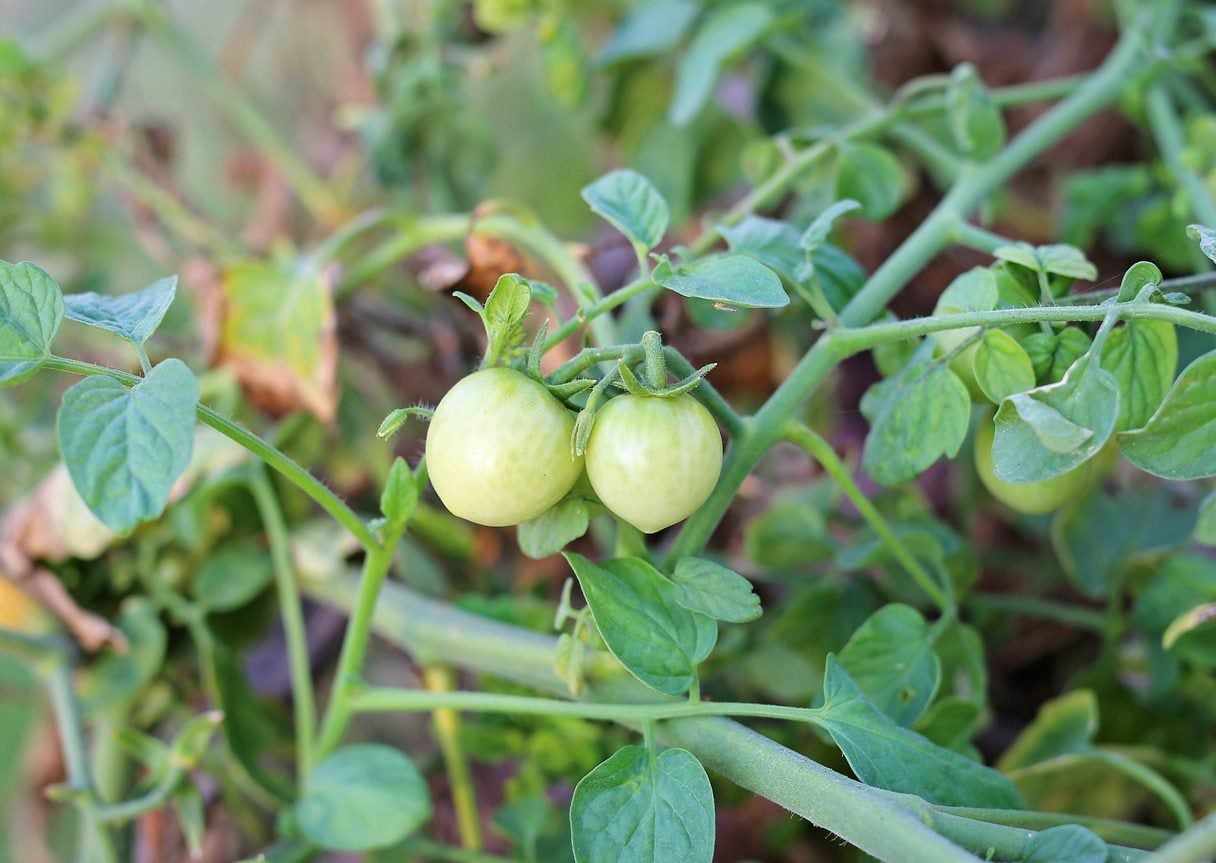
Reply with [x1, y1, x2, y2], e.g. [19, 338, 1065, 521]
[539, 13, 589, 109]
[380, 457, 419, 528]
[991, 350, 1118, 482]
[993, 243, 1098, 281]
[997, 690, 1096, 771]
[668, 2, 774, 126]
[653, 254, 787, 309]
[800, 200, 862, 253]
[64, 276, 177, 349]
[1115, 261, 1162, 303]
[816, 656, 1021, 808]
[1099, 319, 1176, 431]
[1022, 326, 1091, 385]
[296, 744, 431, 851]
[719, 216, 802, 274]
[670, 557, 762, 623]
[914, 697, 981, 752]
[571, 745, 714, 863]
[0, 259, 64, 386]
[837, 604, 942, 726]
[565, 553, 716, 696]
[1118, 349, 1216, 479]
[860, 347, 970, 486]
[1187, 224, 1216, 265]
[946, 63, 1005, 159]
[835, 144, 904, 221]
[483, 273, 534, 364]
[973, 329, 1035, 403]
[1022, 825, 1107, 863]
[1163, 603, 1216, 651]
[581, 170, 669, 250]
[57, 359, 199, 535]
[518, 498, 589, 559]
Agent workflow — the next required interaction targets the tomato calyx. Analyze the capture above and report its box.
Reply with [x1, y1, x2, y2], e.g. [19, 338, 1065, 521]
[569, 331, 716, 457]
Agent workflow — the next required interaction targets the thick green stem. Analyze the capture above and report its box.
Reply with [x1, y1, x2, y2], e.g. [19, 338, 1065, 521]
[545, 278, 656, 348]
[314, 523, 405, 758]
[1147, 811, 1216, 863]
[967, 593, 1107, 631]
[335, 214, 472, 296]
[939, 806, 1171, 850]
[1146, 87, 1216, 232]
[249, 466, 316, 778]
[43, 357, 379, 551]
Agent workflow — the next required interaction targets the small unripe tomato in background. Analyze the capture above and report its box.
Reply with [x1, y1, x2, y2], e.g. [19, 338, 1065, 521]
[584, 393, 722, 534]
[426, 368, 583, 527]
[974, 413, 1093, 515]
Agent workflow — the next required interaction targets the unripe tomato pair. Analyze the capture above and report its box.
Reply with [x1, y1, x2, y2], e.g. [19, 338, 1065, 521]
[426, 368, 723, 534]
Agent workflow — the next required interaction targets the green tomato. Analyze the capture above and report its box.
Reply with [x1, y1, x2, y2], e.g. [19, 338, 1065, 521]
[973, 413, 1092, 515]
[426, 368, 582, 527]
[584, 393, 723, 534]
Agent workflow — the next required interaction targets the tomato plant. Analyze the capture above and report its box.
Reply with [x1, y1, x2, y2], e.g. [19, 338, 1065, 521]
[2, 2, 1216, 863]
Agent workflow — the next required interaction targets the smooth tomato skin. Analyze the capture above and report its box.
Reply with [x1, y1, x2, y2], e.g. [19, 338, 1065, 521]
[584, 393, 723, 534]
[973, 413, 1092, 515]
[426, 368, 583, 527]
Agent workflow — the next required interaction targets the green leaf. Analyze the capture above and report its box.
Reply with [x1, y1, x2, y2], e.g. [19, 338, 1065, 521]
[837, 604, 941, 726]
[173, 784, 206, 857]
[860, 346, 970, 486]
[835, 143, 904, 221]
[998, 691, 1096, 771]
[483, 273, 534, 365]
[192, 542, 273, 612]
[599, 0, 700, 63]
[1163, 602, 1216, 652]
[719, 216, 801, 274]
[0, 260, 64, 386]
[64, 276, 176, 349]
[1053, 488, 1196, 597]
[297, 744, 431, 851]
[668, 2, 774, 125]
[817, 656, 1021, 808]
[1196, 492, 1216, 546]
[1115, 261, 1162, 303]
[518, 498, 589, 559]
[1118, 349, 1216, 479]
[570, 745, 714, 863]
[581, 170, 669, 250]
[973, 329, 1035, 403]
[800, 200, 862, 253]
[380, 457, 419, 528]
[1022, 825, 1107, 863]
[993, 243, 1097, 281]
[991, 350, 1118, 482]
[670, 557, 761, 623]
[57, 359, 199, 535]
[1023, 327, 1092, 385]
[565, 554, 716, 696]
[743, 493, 833, 569]
[653, 254, 787, 309]
[1187, 224, 1216, 264]
[947, 64, 1005, 158]
[1100, 319, 1176, 432]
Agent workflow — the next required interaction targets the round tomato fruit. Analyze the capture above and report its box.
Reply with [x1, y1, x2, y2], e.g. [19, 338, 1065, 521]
[426, 368, 583, 526]
[584, 393, 722, 534]
[973, 413, 1092, 515]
